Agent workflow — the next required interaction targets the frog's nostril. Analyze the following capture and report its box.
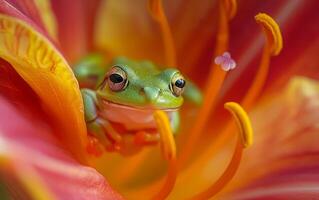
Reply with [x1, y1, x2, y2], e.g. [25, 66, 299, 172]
[143, 87, 160, 101]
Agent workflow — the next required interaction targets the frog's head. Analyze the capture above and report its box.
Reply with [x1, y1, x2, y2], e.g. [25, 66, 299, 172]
[96, 57, 185, 110]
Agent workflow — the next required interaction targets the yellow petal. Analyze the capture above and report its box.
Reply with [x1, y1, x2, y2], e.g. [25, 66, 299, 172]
[0, 15, 88, 164]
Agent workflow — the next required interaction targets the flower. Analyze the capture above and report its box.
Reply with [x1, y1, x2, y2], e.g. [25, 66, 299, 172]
[0, 0, 318, 199]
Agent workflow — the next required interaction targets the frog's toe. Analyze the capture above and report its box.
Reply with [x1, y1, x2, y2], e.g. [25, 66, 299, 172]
[134, 131, 160, 145]
[86, 135, 104, 157]
[86, 118, 122, 154]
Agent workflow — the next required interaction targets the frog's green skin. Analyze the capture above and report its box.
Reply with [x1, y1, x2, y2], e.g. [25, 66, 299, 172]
[74, 54, 202, 153]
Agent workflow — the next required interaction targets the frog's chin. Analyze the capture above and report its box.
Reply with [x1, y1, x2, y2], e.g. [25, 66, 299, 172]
[100, 99, 178, 130]
[101, 99, 179, 112]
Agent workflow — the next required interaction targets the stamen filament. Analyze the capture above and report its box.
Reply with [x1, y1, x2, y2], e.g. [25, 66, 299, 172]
[242, 13, 283, 109]
[188, 102, 253, 199]
[177, 13, 283, 184]
[255, 13, 283, 56]
[241, 44, 270, 109]
[178, 0, 237, 167]
[154, 111, 176, 160]
[152, 159, 177, 200]
[148, 0, 177, 66]
[224, 0, 237, 20]
[152, 111, 177, 200]
[189, 140, 242, 200]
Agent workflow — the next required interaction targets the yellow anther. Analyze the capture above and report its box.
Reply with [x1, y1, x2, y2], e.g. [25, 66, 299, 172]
[255, 13, 283, 56]
[223, 0, 237, 20]
[153, 111, 176, 160]
[224, 102, 253, 148]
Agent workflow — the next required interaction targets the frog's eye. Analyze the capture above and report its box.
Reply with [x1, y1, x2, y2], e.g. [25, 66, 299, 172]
[170, 73, 186, 97]
[107, 66, 128, 91]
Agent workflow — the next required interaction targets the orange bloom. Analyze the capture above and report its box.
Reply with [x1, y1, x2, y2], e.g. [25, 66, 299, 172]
[0, 0, 318, 199]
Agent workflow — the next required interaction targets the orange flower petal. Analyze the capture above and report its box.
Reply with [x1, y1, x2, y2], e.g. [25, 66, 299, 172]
[0, 14, 88, 163]
[0, 0, 57, 41]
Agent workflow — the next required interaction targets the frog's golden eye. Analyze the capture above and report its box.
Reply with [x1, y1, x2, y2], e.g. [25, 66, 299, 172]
[107, 66, 128, 91]
[170, 73, 186, 97]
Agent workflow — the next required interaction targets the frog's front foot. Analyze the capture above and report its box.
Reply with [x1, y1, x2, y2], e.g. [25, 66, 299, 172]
[134, 131, 160, 146]
[86, 117, 123, 155]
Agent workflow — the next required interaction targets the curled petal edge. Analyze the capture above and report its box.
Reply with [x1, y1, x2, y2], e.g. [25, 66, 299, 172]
[0, 14, 89, 164]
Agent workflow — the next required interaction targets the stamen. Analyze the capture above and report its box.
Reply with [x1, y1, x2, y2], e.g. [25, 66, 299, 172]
[175, 13, 283, 188]
[189, 141, 242, 200]
[178, 0, 237, 166]
[152, 111, 177, 200]
[188, 102, 253, 200]
[224, 102, 253, 148]
[224, 0, 237, 20]
[255, 13, 283, 56]
[153, 111, 176, 160]
[242, 13, 283, 109]
[148, 0, 177, 66]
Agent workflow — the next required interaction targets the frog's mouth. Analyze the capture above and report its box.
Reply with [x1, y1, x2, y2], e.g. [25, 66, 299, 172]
[101, 99, 179, 112]
[100, 99, 178, 131]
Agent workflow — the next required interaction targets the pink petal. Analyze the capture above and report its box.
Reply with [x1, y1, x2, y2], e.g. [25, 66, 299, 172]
[227, 166, 319, 200]
[0, 86, 122, 199]
[220, 77, 319, 199]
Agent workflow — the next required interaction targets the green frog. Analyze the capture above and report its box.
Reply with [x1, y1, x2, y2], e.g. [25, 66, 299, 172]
[74, 54, 202, 155]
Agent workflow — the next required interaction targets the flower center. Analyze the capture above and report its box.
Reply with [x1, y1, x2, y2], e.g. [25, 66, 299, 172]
[83, 0, 283, 199]
[146, 0, 283, 199]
